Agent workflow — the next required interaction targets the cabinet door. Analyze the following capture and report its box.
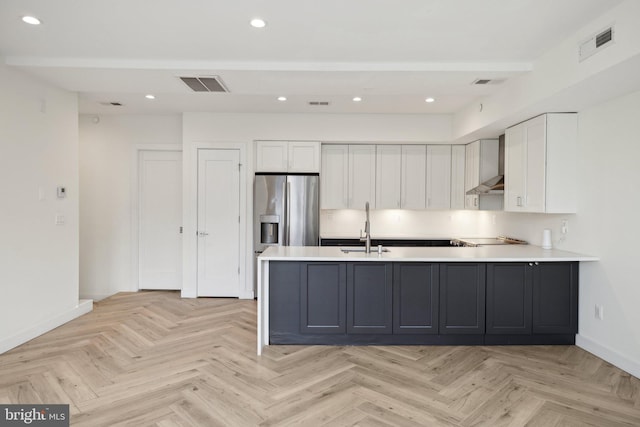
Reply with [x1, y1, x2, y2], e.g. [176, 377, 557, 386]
[439, 263, 486, 334]
[321, 145, 349, 209]
[349, 145, 376, 209]
[486, 263, 532, 334]
[523, 115, 547, 213]
[269, 262, 302, 337]
[288, 141, 320, 173]
[532, 262, 578, 334]
[255, 141, 288, 172]
[450, 145, 466, 210]
[376, 145, 402, 209]
[401, 145, 426, 209]
[300, 263, 346, 334]
[393, 263, 439, 334]
[347, 263, 393, 334]
[464, 142, 479, 210]
[426, 145, 451, 209]
[504, 123, 526, 212]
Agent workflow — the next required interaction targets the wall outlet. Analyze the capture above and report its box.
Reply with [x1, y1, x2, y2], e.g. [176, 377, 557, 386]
[594, 304, 604, 320]
[561, 219, 569, 235]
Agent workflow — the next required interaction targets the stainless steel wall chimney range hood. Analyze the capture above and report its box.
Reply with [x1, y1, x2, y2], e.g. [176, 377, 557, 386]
[466, 134, 505, 195]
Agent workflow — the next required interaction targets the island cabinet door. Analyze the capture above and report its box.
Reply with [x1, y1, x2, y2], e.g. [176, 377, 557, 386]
[439, 263, 486, 334]
[486, 263, 532, 334]
[347, 263, 393, 334]
[393, 263, 439, 334]
[532, 262, 578, 334]
[300, 263, 347, 334]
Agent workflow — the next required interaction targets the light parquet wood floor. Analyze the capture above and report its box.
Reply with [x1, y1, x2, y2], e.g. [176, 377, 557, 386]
[1, 291, 639, 426]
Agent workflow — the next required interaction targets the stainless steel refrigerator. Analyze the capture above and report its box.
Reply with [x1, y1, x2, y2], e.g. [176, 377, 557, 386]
[253, 173, 319, 289]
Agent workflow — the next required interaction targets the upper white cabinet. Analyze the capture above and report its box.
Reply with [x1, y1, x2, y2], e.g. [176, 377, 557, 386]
[450, 145, 466, 210]
[376, 145, 402, 208]
[255, 140, 320, 172]
[349, 145, 376, 209]
[504, 113, 577, 213]
[321, 144, 375, 209]
[401, 145, 427, 209]
[464, 139, 499, 210]
[426, 145, 451, 209]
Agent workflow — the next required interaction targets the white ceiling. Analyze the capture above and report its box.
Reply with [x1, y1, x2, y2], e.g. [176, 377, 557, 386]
[0, 0, 623, 115]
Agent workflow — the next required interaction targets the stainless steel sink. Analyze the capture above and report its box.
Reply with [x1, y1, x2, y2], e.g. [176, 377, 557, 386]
[340, 247, 390, 253]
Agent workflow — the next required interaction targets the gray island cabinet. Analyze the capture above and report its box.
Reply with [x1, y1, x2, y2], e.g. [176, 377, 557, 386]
[256, 246, 596, 354]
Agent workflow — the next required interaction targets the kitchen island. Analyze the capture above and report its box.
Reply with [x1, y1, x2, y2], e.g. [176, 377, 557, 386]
[256, 245, 598, 355]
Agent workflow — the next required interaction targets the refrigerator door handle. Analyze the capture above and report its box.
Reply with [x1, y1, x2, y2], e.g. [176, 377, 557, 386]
[286, 180, 291, 245]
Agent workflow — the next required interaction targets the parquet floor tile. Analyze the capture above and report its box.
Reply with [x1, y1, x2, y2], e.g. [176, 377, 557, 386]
[1, 291, 638, 426]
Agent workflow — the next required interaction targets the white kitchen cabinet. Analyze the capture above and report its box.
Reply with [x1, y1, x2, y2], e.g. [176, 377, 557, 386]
[401, 145, 427, 209]
[465, 139, 499, 210]
[376, 145, 402, 208]
[504, 113, 577, 213]
[349, 145, 376, 209]
[255, 140, 320, 172]
[426, 145, 451, 209]
[450, 145, 466, 209]
[321, 144, 375, 209]
[321, 144, 349, 209]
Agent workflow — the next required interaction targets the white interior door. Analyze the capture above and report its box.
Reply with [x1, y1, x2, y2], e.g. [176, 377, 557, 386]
[197, 149, 241, 297]
[139, 150, 183, 290]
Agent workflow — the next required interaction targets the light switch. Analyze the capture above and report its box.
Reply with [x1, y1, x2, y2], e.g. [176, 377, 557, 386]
[57, 187, 66, 199]
[55, 214, 65, 225]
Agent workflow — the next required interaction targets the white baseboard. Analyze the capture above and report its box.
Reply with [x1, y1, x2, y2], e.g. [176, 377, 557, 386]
[79, 293, 112, 301]
[0, 300, 93, 355]
[576, 334, 640, 379]
[238, 290, 255, 300]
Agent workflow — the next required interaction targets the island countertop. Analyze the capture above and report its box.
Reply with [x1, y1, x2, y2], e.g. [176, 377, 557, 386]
[258, 245, 598, 262]
[256, 245, 598, 354]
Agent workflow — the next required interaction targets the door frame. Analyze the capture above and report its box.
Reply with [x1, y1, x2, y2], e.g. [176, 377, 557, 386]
[130, 144, 183, 292]
[182, 142, 248, 299]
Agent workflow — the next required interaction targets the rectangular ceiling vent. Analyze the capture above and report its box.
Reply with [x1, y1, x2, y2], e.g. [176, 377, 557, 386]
[179, 76, 229, 92]
[579, 26, 614, 62]
[471, 79, 504, 85]
[308, 101, 330, 106]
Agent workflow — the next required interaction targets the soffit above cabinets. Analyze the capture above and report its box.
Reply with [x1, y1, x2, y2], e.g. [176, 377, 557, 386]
[0, 0, 624, 115]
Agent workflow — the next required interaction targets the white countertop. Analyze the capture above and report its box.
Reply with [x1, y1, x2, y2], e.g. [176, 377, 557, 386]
[259, 245, 598, 262]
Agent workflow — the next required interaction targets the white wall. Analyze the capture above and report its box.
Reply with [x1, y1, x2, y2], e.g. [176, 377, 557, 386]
[0, 63, 89, 353]
[79, 114, 182, 300]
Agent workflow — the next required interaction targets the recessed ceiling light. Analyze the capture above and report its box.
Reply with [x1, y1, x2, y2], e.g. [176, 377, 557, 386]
[352, 97, 362, 102]
[145, 94, 155, 100]
[22, 16, 41, 25]
[277, 96, 287, 101]
[250, 18, 266, 28]
[425, 97, 435, 103]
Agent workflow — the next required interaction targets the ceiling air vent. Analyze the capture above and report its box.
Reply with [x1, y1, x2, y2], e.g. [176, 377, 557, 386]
[179, 76, 229, 92]
[472, 79, 492, 85]
[308, 101, 330, 106]
[579, 26, 614, 62]
[100, 102, 123, 106]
